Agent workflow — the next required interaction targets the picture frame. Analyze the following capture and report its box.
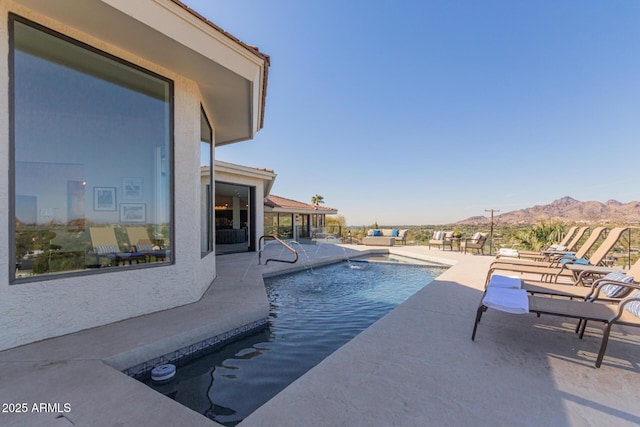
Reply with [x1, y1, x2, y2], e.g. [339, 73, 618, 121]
[93, 187, 116, 211]
[122, 177, 143, 200]
[119, 203, 146, 223]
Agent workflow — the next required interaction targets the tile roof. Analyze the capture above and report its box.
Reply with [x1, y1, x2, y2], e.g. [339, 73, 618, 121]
[265, 195, 338, 213]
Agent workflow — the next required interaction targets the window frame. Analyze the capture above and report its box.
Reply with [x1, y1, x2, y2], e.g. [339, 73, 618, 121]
[8, 14, 175, 283]
[201, 106, 214, 258]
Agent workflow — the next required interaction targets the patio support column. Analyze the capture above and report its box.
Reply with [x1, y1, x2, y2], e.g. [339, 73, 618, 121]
[232, 196, 240, 229]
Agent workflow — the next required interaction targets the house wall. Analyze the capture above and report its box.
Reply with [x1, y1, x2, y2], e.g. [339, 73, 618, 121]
[0, 1, 217, 351]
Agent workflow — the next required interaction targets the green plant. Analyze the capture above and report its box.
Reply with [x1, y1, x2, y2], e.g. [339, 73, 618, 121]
[514, 221, 567, 251]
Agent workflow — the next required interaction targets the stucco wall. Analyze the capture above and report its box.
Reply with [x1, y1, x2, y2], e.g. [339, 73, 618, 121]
[0, 1, 218, 351]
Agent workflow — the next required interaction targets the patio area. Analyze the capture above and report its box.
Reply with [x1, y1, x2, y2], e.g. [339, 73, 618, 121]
[0, 243, 638, 426]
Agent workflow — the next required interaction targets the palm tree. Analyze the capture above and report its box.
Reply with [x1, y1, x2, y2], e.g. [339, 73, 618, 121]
[311, 194, 324, 206]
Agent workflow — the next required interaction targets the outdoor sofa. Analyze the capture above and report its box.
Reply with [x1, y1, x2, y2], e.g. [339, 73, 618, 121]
[363, 229, 408, 246]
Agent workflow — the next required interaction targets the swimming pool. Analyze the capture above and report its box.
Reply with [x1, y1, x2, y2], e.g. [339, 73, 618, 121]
[145, 257, 447, 426]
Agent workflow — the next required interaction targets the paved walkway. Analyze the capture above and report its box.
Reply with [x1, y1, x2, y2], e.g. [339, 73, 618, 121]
[0, 244, 638, 426]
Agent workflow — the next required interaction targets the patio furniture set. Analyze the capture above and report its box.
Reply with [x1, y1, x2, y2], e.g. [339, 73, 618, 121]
[429, 231, 488, 254]
[362, 229, 408, 246]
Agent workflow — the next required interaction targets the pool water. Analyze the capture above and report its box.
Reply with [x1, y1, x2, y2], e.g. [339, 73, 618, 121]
[350, 252, 447, 266]
[145, 259, 447, 426]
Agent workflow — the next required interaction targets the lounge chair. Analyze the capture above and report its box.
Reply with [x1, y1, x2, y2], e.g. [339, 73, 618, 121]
[488, 226, 614, 271]
[460, 232, 488, 255]
[487, 255, 640, 304]
[497, 226, 587, 261]
[557, 226, 578, 246]
[89, 227, 145, 266]
[492, 227, 606, 268]
[485, 258, 640, 327]
[471, 282, 640, 368]
[486, 227, 628, 283]
[126, 227, 167, 262]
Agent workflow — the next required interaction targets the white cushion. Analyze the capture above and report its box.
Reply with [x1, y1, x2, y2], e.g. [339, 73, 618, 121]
[499, 248, 519, 257]
[549, 244, 568, 251]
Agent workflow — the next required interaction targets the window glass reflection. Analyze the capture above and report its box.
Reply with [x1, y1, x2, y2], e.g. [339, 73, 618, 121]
[12, 18, 172, 280]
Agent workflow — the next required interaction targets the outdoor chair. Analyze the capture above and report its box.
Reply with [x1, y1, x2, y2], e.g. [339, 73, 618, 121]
[486, 227, 626, 282]
[551, 226, 589, 251]
[500, 257, 640, 336]
[471, 280, 640, 368]
[493, 226, 620, 270]
[497, 226, 587, 261]
[555, 225, 578, 247]
[126, 227, 167, 262]
[88, 227, 145, 267]
[428, 231, 454, 250]
[396, 229, 408, 245]
[487, 254, 640, 304]
[492, 227, 606, 268]
[461, 232, 488, 255]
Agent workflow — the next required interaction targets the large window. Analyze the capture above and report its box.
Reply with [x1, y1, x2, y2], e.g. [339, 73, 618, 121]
[11, 16, 173, 281]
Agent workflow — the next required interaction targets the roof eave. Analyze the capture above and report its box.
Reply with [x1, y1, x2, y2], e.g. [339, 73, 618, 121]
[16, 0, 269, 144]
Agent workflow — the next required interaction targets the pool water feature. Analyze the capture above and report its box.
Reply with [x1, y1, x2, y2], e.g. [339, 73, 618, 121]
[144, 258, 447, 426]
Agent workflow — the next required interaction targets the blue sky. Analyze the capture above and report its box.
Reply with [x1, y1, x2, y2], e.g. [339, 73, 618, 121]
[189, 0, 640, 225]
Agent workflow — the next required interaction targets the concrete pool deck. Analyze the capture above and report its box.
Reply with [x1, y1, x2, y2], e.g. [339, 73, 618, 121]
[1, 244, 639, 426]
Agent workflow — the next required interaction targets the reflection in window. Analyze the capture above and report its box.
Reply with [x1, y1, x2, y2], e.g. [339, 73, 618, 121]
[264, 213, 278, 236]
[263, 213, 293, 239]
[278, 214, 293, 239]
[299, 214, 310, 238]
[11, 17, 173, 280]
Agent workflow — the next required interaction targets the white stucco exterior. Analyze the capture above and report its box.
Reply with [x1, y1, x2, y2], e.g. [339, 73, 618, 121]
[211, 160, 277, 250]
[0, 0, 269, 351]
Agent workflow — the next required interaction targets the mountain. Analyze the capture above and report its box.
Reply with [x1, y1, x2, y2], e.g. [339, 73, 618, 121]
[455, 196, 640, 225]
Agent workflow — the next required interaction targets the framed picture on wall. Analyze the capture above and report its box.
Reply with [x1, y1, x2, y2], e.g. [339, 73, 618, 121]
[120, 203, 146, 223]
[93, 187, 116, 211]
[122, 177, 143, 200]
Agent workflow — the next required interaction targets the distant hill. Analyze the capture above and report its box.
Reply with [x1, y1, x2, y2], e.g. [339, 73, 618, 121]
[455, 196, 640, 225]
